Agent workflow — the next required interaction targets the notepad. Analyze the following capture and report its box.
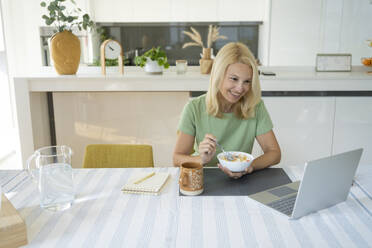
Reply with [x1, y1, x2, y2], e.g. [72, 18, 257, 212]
[122, 172, 170, 195]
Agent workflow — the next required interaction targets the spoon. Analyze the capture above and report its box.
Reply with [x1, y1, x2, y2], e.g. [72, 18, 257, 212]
[215, 140, 235, 161]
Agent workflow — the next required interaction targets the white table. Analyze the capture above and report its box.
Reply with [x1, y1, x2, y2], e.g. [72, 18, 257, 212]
[1, 165, 372, 248]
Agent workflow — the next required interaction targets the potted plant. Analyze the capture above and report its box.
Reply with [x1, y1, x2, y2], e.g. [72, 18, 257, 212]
[40, 0, 94, 75]
[134, 46, 170, 74]
[183, 25, 227, 74]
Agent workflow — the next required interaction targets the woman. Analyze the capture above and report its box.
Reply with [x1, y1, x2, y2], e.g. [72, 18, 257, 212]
[173, 42, 281, 179]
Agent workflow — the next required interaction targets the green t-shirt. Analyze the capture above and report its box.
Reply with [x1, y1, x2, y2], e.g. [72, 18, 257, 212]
[178, 94, 273, 166]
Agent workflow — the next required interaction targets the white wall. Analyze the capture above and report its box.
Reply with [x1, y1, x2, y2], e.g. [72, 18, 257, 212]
[1, 0, 372, 74]
[1, 0, 43, 76]
[0, 5, 14, 159]
[1, 0, 89, 76]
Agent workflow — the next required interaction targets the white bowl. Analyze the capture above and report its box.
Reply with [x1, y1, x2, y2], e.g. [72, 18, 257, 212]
[217, 151, 254, 172]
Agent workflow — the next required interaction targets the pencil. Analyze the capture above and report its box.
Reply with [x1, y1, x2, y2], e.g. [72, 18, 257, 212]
[133, 172, 155, 184]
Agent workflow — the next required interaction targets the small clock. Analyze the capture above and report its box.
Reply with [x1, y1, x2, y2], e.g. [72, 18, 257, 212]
[100, 39, 124, 75]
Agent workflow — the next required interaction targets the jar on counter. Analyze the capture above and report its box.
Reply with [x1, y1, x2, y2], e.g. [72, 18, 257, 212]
[176, 60, 188, 74]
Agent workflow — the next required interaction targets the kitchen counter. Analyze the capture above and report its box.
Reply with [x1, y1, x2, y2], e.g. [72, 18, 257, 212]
[15, 66, 372, 92]
[11, 66, 372, 169]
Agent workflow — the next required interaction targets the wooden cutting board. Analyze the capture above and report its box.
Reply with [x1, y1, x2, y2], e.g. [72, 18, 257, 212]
[0, 194, 28, 248]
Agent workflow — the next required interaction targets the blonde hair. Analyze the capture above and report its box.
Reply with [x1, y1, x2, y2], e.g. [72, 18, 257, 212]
[206, 42, 261, 119]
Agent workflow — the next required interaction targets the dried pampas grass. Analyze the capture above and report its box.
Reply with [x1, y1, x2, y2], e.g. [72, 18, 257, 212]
[182, 27, 204, 48]
[182, 25, 227, 49]
[207, 25, 227, 48]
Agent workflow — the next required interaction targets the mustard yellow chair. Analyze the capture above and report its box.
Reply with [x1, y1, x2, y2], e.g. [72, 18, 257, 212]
[83, 144, 154, 168]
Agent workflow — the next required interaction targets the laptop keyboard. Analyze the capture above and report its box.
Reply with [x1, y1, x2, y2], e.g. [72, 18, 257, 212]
[267, 194, 297, 216]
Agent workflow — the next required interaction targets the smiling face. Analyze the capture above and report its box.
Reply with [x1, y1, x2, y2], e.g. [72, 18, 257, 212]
[218, 63, 253, 110]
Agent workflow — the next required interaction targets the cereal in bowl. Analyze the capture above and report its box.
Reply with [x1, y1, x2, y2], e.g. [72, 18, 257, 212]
[221, 153, 251, 162]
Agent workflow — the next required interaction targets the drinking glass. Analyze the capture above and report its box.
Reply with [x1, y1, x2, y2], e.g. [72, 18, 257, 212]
[176, 60, 188, 74]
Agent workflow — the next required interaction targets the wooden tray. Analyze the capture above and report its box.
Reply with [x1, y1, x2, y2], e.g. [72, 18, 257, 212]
[0, 194, 28, 248]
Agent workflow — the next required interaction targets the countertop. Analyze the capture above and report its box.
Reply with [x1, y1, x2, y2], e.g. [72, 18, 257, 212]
[13, 66, 372, 92]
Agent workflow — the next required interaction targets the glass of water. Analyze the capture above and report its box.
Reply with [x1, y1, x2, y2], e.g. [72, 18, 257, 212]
[27, 146, 74, 211]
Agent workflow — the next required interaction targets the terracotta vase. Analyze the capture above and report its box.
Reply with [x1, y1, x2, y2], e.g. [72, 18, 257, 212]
[50, 30, 81, 75]
[199, 48, 213, 74]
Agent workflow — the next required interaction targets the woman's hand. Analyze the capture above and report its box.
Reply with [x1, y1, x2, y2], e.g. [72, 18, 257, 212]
[199, 134, 217, 165]
[218, 163, 254, 179]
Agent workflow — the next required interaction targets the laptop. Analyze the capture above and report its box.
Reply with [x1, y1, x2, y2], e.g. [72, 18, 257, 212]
[249, 148, 363, 219]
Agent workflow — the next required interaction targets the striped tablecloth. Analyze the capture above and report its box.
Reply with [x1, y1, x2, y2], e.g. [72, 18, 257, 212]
[1, 166, 372, 248]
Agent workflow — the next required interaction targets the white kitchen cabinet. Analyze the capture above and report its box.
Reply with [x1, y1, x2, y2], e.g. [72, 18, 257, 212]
[269, 0, 323, 66]
[132, 0, 173, 22]
[218, 0, 265, 21]
[90, 0, 135, 22]
[333, 97, 372, 165]
[92, 0, 264, 22]
[92, 0, 215, 22]
[91, 0, 174, 22]
[172, 0, 218, 22]
[252, 97, 335, 167]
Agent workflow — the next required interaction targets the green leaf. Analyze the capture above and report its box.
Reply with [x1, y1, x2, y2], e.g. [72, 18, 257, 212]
[41, 0, 95, 33]
[46, 18, 55, 25]
[83, 14, 89, 21]
[134, 56, 147, 67]
[50, 1, 58, 8]
[135, 47, 169, 69]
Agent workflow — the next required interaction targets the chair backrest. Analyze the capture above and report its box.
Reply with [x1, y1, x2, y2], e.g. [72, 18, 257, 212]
[83, 144, 154, 168]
